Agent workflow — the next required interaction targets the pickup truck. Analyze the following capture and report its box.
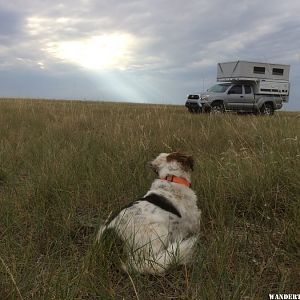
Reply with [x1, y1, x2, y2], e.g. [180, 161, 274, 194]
[185, 82, 284, 115]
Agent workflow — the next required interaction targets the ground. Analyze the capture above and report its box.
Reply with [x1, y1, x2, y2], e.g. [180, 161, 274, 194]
[0, 99, 299, 299]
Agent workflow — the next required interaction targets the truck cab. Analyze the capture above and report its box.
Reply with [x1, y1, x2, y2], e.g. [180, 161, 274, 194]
[186, 83, 255, 113]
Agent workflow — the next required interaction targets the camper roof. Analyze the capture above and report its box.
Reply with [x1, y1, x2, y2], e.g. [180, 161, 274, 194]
[217, 61, 290, 82]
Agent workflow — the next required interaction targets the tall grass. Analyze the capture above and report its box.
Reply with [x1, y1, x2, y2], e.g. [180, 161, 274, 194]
[0, 99, 299, 299]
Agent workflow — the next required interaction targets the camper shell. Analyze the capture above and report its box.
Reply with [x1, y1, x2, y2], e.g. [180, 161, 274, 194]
[217, 61, 290, 98]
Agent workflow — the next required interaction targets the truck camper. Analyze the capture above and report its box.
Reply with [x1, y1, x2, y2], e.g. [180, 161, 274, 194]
[185, 61, 290, 115]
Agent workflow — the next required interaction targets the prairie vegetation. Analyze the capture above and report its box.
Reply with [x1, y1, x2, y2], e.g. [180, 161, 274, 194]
[0, 99, 299, 299]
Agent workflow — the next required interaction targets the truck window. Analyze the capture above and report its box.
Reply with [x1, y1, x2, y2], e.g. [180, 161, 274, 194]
[228, 85, 242, 94]
[244, 85, 252, 94]
[207, 83, 231, 93]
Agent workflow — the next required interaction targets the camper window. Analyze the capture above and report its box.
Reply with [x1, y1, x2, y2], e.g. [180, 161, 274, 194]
[272, 68, 284, 75]
[253, 66, 265, 74]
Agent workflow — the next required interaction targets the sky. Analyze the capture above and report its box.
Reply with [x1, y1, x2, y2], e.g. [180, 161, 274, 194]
[0, 0, 300, 110]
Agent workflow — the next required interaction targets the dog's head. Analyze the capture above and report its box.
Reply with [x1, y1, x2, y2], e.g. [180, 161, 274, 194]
[149, 152, 194, 179]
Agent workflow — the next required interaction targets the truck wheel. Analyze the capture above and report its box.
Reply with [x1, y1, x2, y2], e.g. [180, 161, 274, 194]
[211, 102, 225, 114]
[260, 103, 274, 115]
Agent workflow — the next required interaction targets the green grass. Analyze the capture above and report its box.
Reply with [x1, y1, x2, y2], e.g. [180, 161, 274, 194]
[0, 99, 299, 299]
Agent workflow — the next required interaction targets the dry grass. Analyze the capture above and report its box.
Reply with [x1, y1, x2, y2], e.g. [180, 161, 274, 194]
[0, 98, 299, 299]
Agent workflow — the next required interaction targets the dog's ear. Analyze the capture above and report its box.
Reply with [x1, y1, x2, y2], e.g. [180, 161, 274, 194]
[166, 152, 194, 171]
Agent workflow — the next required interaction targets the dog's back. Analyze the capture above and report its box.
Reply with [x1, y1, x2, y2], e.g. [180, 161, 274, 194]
[97, 191, 199, 274]
[96, 152, 201, 274]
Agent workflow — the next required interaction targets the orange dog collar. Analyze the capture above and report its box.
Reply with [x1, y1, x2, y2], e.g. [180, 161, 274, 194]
[163, 175, 191, 187]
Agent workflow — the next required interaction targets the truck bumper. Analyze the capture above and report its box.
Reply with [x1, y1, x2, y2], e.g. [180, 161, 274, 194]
[185, 100, 202, 112]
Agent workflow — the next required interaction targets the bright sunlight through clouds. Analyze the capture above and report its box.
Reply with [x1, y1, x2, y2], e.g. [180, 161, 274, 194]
[27, 16, 136, 70]
[46, 33, 136, 70]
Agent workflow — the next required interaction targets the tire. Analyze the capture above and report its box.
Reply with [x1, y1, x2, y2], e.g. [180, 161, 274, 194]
[260, 103, 274, 115]
[210, 102, 225, 114]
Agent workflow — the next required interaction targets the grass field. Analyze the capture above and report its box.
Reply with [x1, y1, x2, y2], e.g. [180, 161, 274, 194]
[0, 99, 299, 299]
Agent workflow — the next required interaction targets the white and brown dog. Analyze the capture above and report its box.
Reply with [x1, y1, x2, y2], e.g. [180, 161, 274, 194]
[96, 152, 201, 275]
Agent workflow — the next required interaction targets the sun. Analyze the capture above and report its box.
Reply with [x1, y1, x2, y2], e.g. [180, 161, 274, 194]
[46, 33, 135, 70]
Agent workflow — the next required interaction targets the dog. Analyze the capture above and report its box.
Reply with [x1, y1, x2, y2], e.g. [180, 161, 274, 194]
[96, 152, 201, 275]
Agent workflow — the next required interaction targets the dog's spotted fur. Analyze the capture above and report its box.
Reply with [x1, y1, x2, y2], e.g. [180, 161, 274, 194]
[96, 152, 201, 274]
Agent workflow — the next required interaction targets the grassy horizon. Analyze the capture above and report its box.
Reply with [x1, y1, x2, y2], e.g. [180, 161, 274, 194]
[0, 99, 299, 299]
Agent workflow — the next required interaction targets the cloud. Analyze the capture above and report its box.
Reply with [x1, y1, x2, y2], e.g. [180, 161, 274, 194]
[0, 9, 21, 37]
[0, 0, 300, 109]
